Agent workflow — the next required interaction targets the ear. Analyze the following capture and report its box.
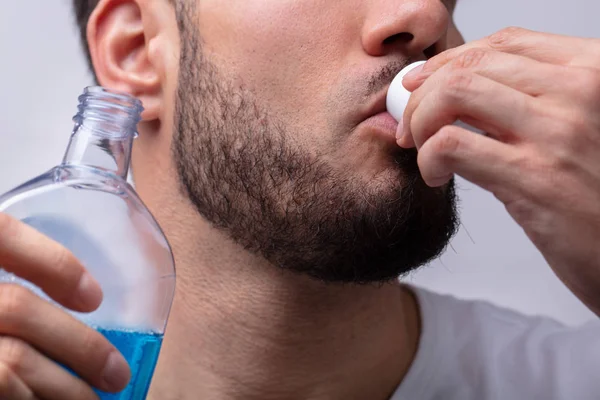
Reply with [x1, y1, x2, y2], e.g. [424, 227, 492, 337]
[87, 0, 163, 121]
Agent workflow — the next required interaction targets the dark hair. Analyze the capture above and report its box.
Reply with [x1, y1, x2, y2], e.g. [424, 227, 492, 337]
[72, 0, 100, 78]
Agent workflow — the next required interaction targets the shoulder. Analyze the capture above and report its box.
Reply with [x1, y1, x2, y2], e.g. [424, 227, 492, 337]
[407, 284, 567, 329]
[398, 284, 600, 399]
[408, 284, 600, 355]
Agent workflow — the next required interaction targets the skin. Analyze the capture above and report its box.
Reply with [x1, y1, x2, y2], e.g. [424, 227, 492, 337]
[399, 29, 600, 316]
[1, 1, 600, 399]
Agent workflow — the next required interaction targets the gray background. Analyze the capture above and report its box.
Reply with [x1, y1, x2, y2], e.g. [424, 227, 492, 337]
[1, 0, 597, 325]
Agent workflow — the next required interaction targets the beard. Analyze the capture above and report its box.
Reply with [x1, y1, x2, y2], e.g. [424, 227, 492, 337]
[171, 5, 459, 284]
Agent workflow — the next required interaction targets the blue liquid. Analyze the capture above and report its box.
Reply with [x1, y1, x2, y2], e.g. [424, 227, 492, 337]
[94, 328, 163, 400]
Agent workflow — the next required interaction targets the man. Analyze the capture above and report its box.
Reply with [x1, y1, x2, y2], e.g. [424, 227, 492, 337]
[0, 0, 598, 398]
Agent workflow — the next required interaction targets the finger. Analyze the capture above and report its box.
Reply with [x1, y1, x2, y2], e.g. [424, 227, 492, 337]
[0, 364, 36, 400]
[404, 48, 567, 97]
[410, 27, 600, 85]
[403, 71, 537, 149]
[0, 213, 103, 312]
[0, 337, 99, 400]
[0, 284, 130, 393]
[417, 124, 521, 190]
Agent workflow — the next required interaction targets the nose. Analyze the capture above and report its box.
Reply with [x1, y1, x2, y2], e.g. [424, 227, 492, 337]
[361, 0, 451, 58]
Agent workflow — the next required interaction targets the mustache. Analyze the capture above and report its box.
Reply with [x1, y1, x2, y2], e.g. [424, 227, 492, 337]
[366, 59, 414, 95]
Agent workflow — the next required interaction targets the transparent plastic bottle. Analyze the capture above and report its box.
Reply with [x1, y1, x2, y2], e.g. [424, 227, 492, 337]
[0, 87, 176, 399]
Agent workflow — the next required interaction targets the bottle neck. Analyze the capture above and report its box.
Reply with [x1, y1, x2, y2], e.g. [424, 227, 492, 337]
[63, 124, 134, 179]
[62, 87, 143, 180]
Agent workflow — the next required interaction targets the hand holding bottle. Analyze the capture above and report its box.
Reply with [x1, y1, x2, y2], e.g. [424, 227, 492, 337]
[0, 213, 130, 399]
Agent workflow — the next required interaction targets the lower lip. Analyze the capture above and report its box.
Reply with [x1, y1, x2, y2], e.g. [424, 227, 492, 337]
[360, 112, 399, 143]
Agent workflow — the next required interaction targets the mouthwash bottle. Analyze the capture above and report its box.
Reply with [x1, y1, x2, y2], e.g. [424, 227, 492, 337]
[0, 87, 176, 399]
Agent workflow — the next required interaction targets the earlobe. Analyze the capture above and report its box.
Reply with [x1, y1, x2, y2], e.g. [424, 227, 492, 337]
[87, 0, 162, 121]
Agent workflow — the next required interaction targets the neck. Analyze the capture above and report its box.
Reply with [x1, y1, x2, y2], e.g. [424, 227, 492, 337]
[132, 142, 421, 400]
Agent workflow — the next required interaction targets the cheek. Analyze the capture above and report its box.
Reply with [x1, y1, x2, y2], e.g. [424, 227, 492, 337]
[445, 21, 465, 49]
[197, 1, 356, 141]
[199, 1, 342, 71]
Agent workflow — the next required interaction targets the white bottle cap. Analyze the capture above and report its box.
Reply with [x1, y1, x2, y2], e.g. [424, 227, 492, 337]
[386, 61, 427, 122]
[386, 61, 486, 135]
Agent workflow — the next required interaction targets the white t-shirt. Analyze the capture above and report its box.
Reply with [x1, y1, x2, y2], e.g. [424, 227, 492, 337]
[390, 286, 600, 400]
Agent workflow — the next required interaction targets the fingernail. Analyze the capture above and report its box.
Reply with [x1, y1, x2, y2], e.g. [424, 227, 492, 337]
[404, 64, 425, 81]
[396, 119, 405, 142]
[102, 351, 131, 391]
[77, 273, 103, 310]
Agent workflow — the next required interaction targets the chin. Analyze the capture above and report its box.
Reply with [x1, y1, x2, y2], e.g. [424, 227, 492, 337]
[339, 151, 419, 190]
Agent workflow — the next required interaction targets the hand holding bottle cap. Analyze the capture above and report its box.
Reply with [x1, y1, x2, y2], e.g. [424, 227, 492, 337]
[386, 61, 427, 122]
[386, 61, 484, 135]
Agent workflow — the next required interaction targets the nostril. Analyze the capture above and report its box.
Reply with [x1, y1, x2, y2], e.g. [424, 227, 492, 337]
[383, 32, 414, 46]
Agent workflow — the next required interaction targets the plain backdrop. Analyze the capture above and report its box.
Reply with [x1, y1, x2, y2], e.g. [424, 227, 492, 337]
[0, 0, 598, 326]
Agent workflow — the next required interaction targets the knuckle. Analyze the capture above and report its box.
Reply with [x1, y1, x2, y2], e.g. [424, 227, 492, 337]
[508, 155, 549, 203]
[530, 172, 560, 209]
[50, 246, 81, 282]
[444, 72, 474, 101]
[452, 48, 489, 70]
[574, 69, 600, 102]
[567, 118, 590, 145]
[80, 328, 112, 368]
[80, 329, 100, 354]
[488, 27, 525, 49]
[516, 149, 569, 207]
[549, 116, 591, 168]
[0, 338, 29, 373]
[432, 127, 462, 158]
[553, 111, 589, 144]
[0, 285, 31, 327]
